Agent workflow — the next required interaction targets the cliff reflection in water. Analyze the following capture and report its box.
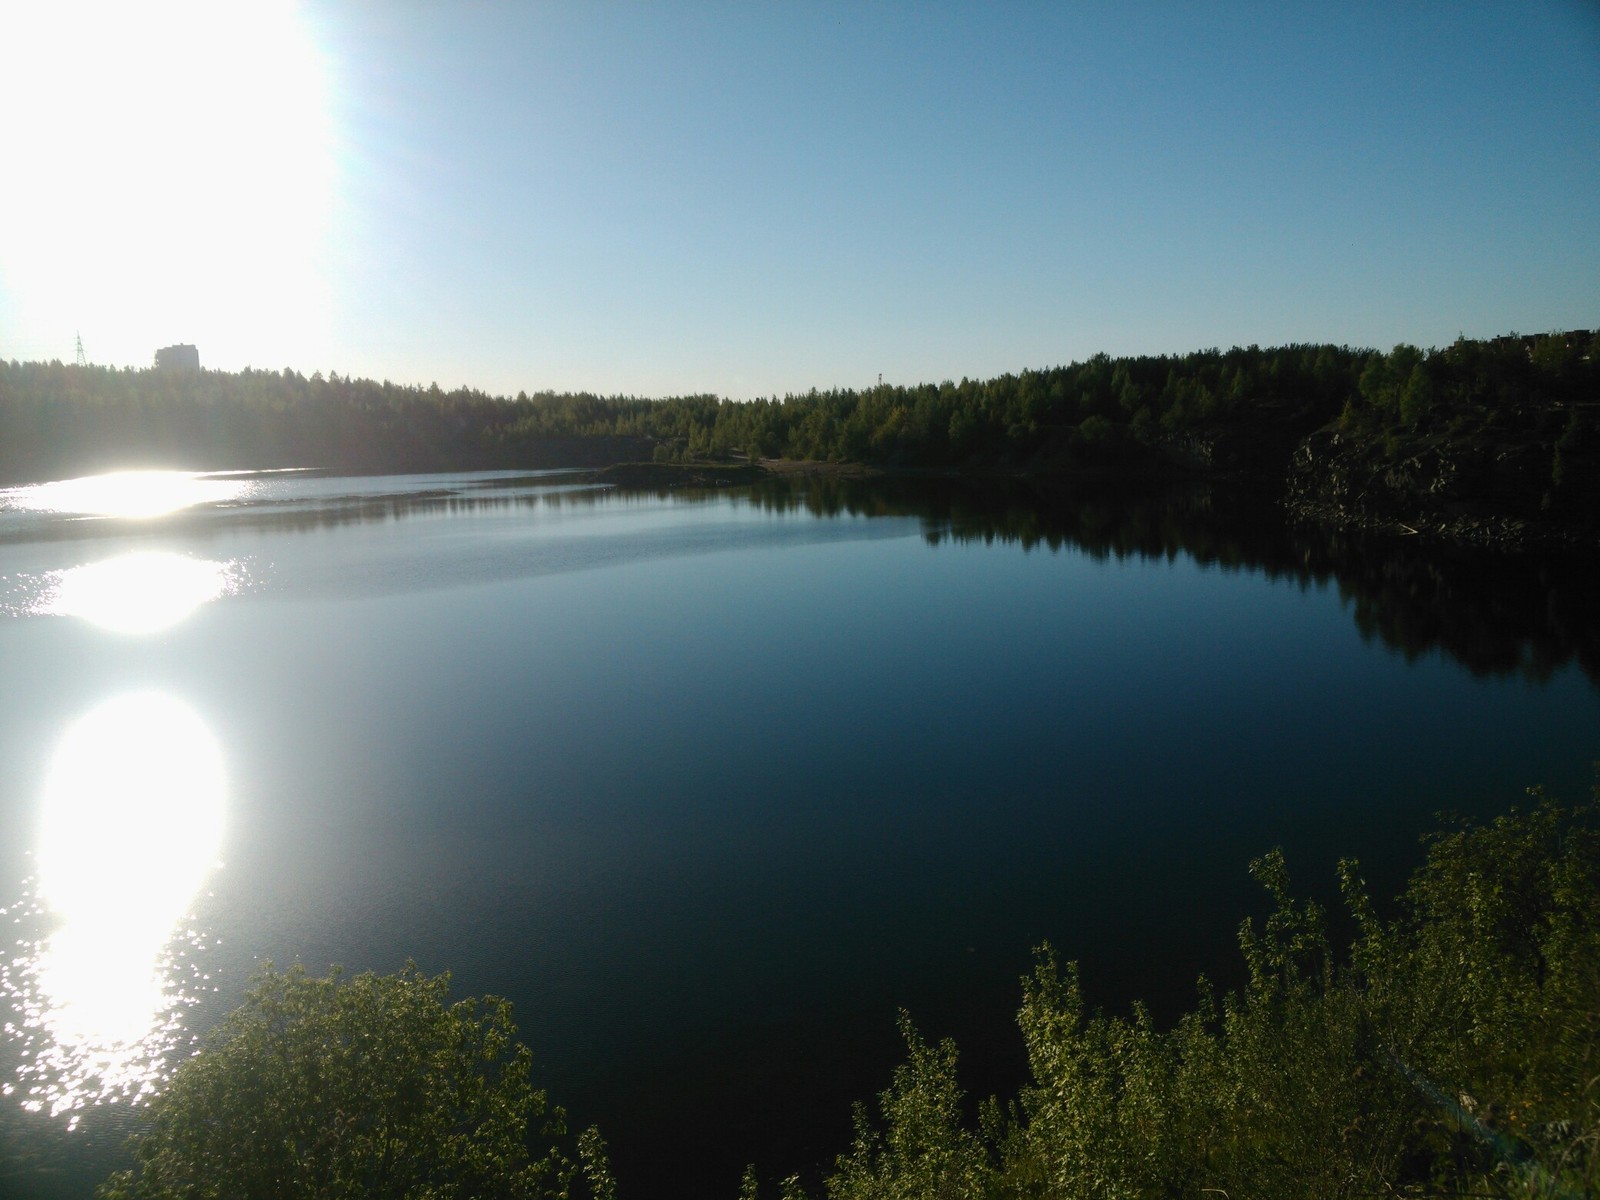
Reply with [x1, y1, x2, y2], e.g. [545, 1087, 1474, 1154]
[737, 476, 1600, 687]
[248, 470, 1598, 686]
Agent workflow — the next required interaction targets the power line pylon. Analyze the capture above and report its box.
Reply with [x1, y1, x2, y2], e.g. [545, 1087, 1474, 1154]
[74, 333, 87, 367]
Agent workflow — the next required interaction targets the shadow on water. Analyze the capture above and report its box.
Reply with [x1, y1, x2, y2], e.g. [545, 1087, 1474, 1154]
[737, 474, 1600, 688]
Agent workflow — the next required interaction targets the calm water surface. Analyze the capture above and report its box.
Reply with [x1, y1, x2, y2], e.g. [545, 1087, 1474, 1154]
[0, 468, 1596, 1197]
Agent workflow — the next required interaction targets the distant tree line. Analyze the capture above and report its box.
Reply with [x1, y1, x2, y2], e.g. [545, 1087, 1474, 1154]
[0, 362, 669, 482]
[650, 342, 1368, 468]
[3, 329, 1594, 484]
[1349, 330, 1599, 435]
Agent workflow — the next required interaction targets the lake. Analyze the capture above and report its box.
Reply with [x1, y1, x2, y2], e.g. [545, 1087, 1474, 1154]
[1, 468, 1596, 1198]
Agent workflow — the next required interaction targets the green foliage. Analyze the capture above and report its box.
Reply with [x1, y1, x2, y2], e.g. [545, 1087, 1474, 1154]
[3, 330, 1588, 483]
[1389, 795, 1600, 1145]
[777, 787, 1600, 1200]
[825, 1014, 995, 1200]
[576, 1128, 616, 1200]
[1399, 360, 1435, 424]
[1008, 953, 1219, 1198]
[1342, 330, 1599, 446]
[1359, 343, 1425, 420]
[1075, 414, 1114, 446]
[98, 962, 579, 1200]
[0, 341, 1375, 482]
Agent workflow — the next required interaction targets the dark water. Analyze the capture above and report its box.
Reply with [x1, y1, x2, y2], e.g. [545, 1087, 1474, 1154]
[0, 469, 1596, 1198]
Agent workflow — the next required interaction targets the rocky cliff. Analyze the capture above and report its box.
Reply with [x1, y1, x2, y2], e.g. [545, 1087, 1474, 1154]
[1282, 421, 1598, 550]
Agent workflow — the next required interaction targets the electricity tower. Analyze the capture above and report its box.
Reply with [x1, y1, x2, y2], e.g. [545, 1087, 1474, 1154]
[74, 333, 87, 367]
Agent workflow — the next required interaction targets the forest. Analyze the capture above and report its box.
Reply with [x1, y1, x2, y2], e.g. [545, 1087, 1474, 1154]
[3, 331, 1595, 495]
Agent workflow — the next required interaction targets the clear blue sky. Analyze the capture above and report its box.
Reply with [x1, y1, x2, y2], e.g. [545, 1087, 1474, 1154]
[2, 1, 1597, 399]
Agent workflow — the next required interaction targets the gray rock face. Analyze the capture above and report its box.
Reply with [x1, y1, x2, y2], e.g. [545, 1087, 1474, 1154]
[1282, 424, 1595, 551]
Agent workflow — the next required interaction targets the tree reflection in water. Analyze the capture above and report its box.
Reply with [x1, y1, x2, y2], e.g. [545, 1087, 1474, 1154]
[735, 476, 1600, 686]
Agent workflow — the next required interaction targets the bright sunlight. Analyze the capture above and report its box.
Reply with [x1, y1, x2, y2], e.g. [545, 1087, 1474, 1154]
[0, 0, 337, 366]
[9, 693, 227, 1122]
[13, 470, 247, 520]
[48, 552, 234, 634]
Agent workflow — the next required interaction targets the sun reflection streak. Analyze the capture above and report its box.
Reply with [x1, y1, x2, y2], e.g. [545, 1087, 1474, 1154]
[8, 471, 246, 520]
[1, 693, 225, 1125]
[46, 553, 236, 633]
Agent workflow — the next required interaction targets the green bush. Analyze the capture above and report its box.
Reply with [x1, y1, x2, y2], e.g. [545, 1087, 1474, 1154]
[778, 788, 1600, 1200]
[99, 962, 594, 1200]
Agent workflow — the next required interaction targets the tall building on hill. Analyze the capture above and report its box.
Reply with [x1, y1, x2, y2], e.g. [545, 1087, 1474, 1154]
[155, 343, 200, 372]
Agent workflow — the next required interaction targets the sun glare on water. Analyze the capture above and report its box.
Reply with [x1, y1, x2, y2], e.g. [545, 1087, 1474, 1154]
[48, 552, 235, 634]
[0, 472, 249, 630]
[2, 694, 226, 1123]
[15, 470, 246, 520]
